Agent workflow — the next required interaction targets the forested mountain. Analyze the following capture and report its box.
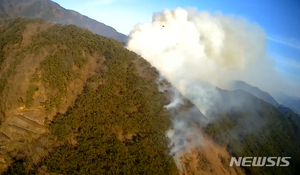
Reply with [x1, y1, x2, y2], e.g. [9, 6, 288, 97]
[203, 89, 300, 175]
[0, 18, 176, 174]
[0, 0, 127, 43]
[0, 18, 300, 175]
[273, 91, 300, 115]
[228, 80, 279, 107]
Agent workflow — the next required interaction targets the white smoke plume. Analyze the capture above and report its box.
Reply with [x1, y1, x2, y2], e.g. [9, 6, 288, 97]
[127, 8, 275, 89]
[126, 7, 283, 169]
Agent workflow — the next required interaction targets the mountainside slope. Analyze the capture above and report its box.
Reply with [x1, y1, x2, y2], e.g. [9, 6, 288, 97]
[163, 84, 300, 175]
[228, 80, 279, 107]
[0, 0, 127, 43]
[273, 92, 300, 115]
[0, 18, 176, 174]
[204, 89, 300, 175]
[180, 135, 245, 175]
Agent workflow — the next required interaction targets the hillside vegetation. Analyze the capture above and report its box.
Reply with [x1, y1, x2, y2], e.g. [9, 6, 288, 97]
[0, 18, 177, 174]
[204, 90, 300, 175]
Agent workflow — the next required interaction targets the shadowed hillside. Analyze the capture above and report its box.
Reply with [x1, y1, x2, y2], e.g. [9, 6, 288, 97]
[203, 89, 300, 175]
[273, 91, 300, 115]
[0, 0, 127, 43]
[228, 80, 279, 107]
[164, 86, 300, 175]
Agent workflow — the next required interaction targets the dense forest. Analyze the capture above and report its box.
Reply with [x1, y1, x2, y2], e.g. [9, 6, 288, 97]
[0, 18, 177, 174]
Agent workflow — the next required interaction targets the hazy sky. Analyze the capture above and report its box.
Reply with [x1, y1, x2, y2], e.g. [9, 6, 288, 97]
[52, 0, 300, 93]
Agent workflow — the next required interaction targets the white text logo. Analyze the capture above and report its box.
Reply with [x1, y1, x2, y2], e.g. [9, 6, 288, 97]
[229, 157, 291, 167]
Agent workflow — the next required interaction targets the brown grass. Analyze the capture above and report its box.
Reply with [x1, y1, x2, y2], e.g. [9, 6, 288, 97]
[180, 133, 245, 175]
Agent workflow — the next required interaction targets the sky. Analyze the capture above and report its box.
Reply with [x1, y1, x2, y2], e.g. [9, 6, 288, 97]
[52, 0, 300, 95]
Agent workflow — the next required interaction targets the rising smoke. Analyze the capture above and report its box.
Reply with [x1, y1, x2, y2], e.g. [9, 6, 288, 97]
[127, 8, 277, 89]
[126, 8, 284, 169]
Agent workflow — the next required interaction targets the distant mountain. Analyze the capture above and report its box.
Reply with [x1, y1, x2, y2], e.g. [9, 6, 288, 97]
[0, 0, 127, 43]
[228, 80, 279, 107]
[273, 92, 300, 115]
[204, 88, 300, 175]
[277, 104, 299, 116]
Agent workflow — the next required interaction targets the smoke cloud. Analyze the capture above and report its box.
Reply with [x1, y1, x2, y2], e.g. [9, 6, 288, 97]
[128, 8, 276, 88]
[126, 8, 286, 169]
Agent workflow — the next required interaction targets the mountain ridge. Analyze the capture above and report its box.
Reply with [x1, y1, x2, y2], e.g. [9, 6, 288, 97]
[0, 18, 177, 174]
[273, 91, 300, 115]
[228, 80, 279, 107]
[0, 0, 128, 43]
